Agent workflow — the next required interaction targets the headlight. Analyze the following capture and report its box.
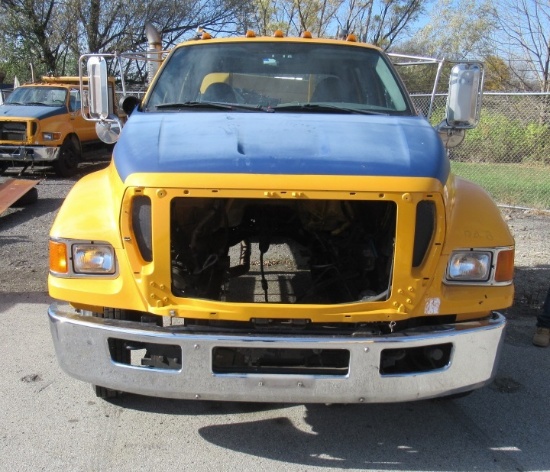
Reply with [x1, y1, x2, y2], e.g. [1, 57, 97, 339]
[50, 239, 118, 277]
[446, 251, 492, 282]
[42, 132, 61, 141]
[72, 244, 116, 274]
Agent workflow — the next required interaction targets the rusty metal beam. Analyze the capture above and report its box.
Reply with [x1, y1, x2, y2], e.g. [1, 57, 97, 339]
[0, 178, 40, 214]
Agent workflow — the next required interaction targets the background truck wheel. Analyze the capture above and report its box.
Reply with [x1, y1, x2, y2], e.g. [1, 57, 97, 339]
[92, 308, 132, 399]
[53, 137, 81, 177]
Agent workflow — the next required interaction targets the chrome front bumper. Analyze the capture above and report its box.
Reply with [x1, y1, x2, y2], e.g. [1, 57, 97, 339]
[0, 145, 60, 161]
[48, 304, 506, 403]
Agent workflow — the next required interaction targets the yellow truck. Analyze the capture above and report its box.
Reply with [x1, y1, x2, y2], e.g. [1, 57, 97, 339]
[47, 29, 515, 403]
[0, 77, 113, 176]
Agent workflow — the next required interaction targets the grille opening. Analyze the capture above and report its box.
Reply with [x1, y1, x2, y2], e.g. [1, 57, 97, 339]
[0, 121, 27, 141]
[380, 342, 452, 375]
[212, 347, 350, 375]
[170, 198, 396, 304]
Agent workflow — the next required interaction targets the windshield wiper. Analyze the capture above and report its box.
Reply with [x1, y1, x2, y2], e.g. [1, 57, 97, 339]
[274, 103, 387, 115]
[155, 101, 270, 112]
[156, 101, 231, 110]
[25, 102, 48, 106]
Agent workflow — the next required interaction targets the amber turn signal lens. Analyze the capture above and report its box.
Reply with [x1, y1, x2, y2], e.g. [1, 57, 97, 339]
[495, 249, 514, 283]
[49, 240, 68, 274]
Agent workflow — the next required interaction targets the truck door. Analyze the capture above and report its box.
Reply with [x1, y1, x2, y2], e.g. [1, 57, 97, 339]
[69, 88, 97, 142]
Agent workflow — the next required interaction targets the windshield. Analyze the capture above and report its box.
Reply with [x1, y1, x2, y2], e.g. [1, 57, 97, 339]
[144, 41, 413, 115]
[5, 86, 67, 106]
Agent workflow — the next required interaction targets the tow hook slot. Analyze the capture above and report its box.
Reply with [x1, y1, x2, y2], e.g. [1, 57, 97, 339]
[108, 338, 182, 370]
[380, 343, 452, 375]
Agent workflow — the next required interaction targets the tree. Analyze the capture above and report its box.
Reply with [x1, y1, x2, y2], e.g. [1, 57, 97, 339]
[241, 0, 426, 48]
[491, 0, 550, 93]
[0, 0, 72, 79]
[0, 0, 244, 82]
[335, 0, 427, 50]
[292, 0, 342, 36]
[403, 0, 495, 60]
[242, 0, 343, 37]
[242, 0, 285, 36]
[484, 55, 513, 91]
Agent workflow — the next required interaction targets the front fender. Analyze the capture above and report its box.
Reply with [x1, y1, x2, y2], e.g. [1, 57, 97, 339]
[49, 162, 123, 246]
[443, 175, 514, 252]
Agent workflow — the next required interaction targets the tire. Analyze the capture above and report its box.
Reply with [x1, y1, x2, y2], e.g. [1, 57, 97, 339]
[52, 136, 81, 177]
[92, 308, 132, 400]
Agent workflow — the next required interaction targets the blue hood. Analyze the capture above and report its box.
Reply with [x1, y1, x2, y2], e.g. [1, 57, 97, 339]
[0, 104, 66, 120]
[114, 110, 449, 183]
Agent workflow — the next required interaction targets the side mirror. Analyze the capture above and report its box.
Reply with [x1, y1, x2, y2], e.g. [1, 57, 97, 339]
[86, 56, 123, 144]
[445, 63, 483, 129]
[87, 56, 109, 120]
[96, 119, 121, 145]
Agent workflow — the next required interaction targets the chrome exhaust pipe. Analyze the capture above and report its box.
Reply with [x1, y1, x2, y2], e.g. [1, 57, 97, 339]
[145, 22, 162, 85]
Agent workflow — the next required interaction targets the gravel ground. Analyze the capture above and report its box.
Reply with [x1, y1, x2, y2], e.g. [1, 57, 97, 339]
[1, 163, 549, 320]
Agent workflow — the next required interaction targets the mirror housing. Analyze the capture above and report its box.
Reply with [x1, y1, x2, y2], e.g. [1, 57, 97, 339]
[437, 62, 483, 149]
[445, 63, 483, 129]
[87, 56, 110, 120]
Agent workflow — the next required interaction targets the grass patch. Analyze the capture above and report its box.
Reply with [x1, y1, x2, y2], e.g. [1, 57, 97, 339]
[450, 161, 550, 209]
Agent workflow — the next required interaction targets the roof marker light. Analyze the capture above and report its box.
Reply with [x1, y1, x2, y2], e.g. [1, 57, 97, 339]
[346, 34, 358, 42]
[246, 30, 256, 38]
[301, 31, 312, 39]
[273, 30, 284, 38]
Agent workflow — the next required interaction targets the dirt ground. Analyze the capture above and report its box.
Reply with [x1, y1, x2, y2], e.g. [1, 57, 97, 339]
[1, 163, 549, 322]
[500, 207, 550, 319]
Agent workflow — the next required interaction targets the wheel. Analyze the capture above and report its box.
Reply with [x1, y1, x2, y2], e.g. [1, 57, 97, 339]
[91, 308, 133, 399]
[52, 136, 81, 177]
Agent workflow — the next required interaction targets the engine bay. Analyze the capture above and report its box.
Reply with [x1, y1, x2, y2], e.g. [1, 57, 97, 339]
[170, 198, 396, 304]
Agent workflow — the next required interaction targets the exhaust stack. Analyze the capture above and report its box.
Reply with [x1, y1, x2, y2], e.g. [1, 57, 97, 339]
[145, 22, 162, 85]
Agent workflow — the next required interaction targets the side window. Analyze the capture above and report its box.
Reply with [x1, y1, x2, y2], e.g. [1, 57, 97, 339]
[375, 58, 407, 111]
[47, 89, 67, 104]
[69, 90, 81, 112]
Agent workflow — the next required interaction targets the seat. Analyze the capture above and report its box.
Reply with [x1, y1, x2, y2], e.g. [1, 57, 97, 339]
[202, 82, 237, 103]
[311, 77, 343, 102]
[69, 95, 77, 111]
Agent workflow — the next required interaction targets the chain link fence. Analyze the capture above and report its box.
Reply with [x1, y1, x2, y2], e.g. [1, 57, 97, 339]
[411, 93, 550, 210]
